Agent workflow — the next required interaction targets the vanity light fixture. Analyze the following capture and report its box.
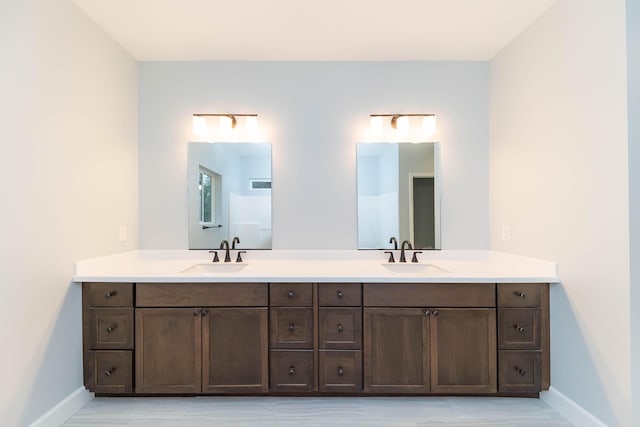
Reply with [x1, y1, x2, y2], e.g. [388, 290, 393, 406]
[369, 114, 437, 138]
[192, 113, 259, 136]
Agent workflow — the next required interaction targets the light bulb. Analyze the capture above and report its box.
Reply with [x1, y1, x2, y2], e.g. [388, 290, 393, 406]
[396, 116, 410, 136]
[246, 116, 259, 134]
[219, 115, 233, 133]
[193, 116, 207, 136]
[370, 116, 383, 137]
[422, 115, 436, 136]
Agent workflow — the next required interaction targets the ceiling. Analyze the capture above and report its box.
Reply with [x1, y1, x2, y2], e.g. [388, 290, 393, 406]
[72, 0, 558, 61]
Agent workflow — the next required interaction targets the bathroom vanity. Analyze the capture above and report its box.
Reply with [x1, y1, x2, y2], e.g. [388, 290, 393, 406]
[75, 250, 557, 397]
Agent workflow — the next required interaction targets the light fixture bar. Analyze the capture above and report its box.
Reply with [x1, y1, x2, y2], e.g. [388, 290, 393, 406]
[193, 114, 259, 129]
[370, 114, 435, 129]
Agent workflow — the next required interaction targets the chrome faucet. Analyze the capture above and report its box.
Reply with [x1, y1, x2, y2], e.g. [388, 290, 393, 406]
[219, 240, 232, 262]
[399, 240, 413, 263]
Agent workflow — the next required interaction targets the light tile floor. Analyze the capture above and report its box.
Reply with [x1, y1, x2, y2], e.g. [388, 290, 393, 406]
[63, 396, 573, 426]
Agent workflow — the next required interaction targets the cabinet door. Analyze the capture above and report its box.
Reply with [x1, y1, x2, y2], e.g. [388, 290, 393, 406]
[202, 308, 269, 393]
[430, 308, 497, 394]
[363, 308, 429, 393]
[135, 308, 202, 393]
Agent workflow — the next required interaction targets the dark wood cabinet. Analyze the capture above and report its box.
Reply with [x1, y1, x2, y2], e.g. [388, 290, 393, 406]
[135, 306, 269, 394]
[363, 284, 498, 394]
[364, 308, 430, 393]
[497, 283, 549, 393]
[82, 281, 549, 397]
[135, 308, 202, 393]
[202, 308, 268, 393]
[83, 282, 134, 393]
[430, 308, 496, 394]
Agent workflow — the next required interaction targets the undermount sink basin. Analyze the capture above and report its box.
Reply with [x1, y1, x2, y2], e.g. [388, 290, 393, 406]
[182, 263, 248, 273]
[381, 263, 450, 274]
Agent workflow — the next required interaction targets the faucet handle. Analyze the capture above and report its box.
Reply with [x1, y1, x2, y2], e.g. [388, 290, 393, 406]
[208, 250, 219, 263]
[411, 251, 423, 263]
[384, 251, 396, 263]
[236, 251, 247, 263]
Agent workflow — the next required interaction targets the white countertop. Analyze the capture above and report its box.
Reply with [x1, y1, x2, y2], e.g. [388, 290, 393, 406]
[72, 250, 559, 283]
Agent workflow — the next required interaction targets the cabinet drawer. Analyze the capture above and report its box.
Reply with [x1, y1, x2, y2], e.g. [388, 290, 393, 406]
[319, 350, 362, 393]
[499, 351, 542, 393]
[270, 350, 314, 392]
[499, 309, 541, 350]
[270, 308, 313, 349]
[89, 351, 132, 393]
[498, 283, 542, 308]
[136, 283, 268, 307]
[319, 308, 362, 350]
[85, 283, 133, 307]
[364, 283, 495, 307]
[318, 283, 361, 306]
[90, 308, 134, 349]
[270, 283, 312, 307]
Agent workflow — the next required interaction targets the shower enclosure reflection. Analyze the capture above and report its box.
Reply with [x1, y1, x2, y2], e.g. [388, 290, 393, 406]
[188, 142, 272, 249]
[356, 142, 440, 250]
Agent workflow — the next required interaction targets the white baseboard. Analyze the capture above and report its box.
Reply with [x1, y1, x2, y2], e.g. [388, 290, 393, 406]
[541, 386, 608, 427]
[29, 387, 94, 427]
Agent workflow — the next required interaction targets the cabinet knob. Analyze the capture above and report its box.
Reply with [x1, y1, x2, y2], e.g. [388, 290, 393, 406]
[337, 367, 345, 377]
[337, 291, 344, 298]
[514, 324, 525, 333]
[288, 366, 296, 376]
[193, 310, 200, 316]
[288, 323, 295, 332]
[104, 367, 116, 376]
[287, 290, 295, 298]
[106, 324, 117, 333]
[201, 308, 209, 316]
[432, 310, 439, 316]
[424, 310, 431, 316]
[514, 291, 526, 299]
[104, 291, 117, 299]
[515, 366, 527, 376]
[337, 324, 344, 333]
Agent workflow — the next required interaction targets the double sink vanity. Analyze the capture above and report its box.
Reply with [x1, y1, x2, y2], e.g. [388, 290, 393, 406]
[75, 249, 558, 397]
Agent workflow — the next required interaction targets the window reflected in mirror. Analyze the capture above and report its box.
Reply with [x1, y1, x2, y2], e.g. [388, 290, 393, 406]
[188, 142, 272, 249]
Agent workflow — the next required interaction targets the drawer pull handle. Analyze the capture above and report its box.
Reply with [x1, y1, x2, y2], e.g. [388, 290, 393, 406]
[287, 290, 295, 298]
[288, 366, 296, 376]
[515, 291, 527, 299]
[337, 324, 344, 333]
[514, 324, 525, 333]
[337, 366, 345, 377]
[337, 291, 344, 298]
[201, 309, 209, 316]
[515, 366, 527, 376]
[106, 324, 117, 333]
[288, 323, 295, 332]
[193, 310, 200, 316]
[104, 291, 117, 299]
[432, 310, 439, 316]
[104, 367, 116, 376]
[424, 310, 431, 316]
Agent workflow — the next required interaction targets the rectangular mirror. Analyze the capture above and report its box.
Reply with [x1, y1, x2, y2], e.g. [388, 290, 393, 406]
[356, 142, 440, 250]
[188, 142, 272, 249]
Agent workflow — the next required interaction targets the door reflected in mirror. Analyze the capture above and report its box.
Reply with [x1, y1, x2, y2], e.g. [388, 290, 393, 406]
[188, 142, 272, 249]
[356, 142, 440, 250]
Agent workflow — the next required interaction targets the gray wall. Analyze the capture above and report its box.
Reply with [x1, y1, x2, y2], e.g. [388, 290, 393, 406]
[627, 0, 640, 425]
[0, 0, 138, 425]
[138, 62, 489, 249]
[490, 0, 630, 425]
